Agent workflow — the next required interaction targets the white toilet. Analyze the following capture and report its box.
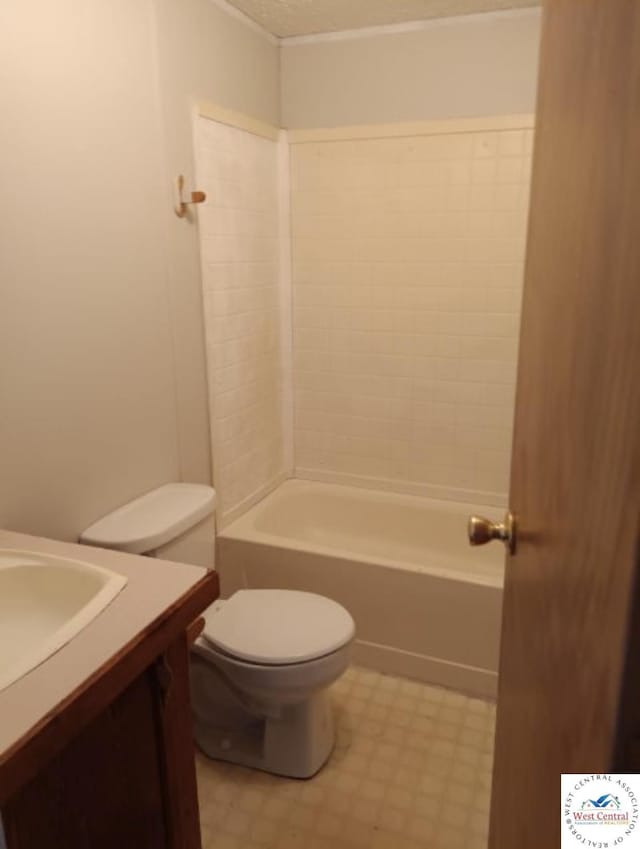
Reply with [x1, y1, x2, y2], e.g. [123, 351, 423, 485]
[80, 483, 355, 779]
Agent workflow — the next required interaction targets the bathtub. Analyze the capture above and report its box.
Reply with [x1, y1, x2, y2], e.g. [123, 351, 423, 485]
[217, 480, 504, 698]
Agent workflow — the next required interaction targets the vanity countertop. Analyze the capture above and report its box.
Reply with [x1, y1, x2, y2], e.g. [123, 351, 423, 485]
[0, 529, 216, 777]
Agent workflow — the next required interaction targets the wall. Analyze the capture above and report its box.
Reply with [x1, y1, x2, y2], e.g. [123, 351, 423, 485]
[194, 117, 287, 522]
[0, 0, 179, 541]
[0, 0, 280, 541]
[0, 0, 536, 540]
[290, 119, 532, 502]
[281, 10, 541, 128]
[151, 0, 280, 484]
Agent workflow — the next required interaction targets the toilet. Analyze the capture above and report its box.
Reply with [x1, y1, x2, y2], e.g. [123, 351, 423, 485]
[80, 483, 355, 779]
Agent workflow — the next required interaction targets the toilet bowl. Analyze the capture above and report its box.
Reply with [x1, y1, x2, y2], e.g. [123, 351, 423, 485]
[191, 589, 355, 778]
[79, 485, 355, 779]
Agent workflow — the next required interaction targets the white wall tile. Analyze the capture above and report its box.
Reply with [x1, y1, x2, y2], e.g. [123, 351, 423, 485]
[290, 129, 531, 499]
[195, 117, 287, 521]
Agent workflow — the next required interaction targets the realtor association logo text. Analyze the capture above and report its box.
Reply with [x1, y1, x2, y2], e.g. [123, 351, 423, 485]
[573, 810, 629, 825]
[562, 774, 639, 847]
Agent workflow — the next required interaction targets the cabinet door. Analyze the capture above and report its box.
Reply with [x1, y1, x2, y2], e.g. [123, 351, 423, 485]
[3, 635, 201, 849]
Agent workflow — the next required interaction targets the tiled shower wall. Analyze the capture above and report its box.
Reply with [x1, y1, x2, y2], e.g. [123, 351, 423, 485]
[290, 127, 532, 502]
[194, 117, 287, 522]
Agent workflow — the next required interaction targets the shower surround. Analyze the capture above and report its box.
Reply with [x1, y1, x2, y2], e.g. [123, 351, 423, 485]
[194, 110, 532, 693]
[194, 115, 290, 523]
[195, 111, 532, 521]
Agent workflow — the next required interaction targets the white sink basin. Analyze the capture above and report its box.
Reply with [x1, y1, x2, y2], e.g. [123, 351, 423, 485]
[0, 549, 127, 693]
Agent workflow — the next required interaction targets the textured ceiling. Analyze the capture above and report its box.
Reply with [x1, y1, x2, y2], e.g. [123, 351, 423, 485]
[223, 0, 541, 38]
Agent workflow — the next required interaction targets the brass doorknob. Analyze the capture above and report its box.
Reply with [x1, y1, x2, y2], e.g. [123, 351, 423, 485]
[468, 512, 517, 554]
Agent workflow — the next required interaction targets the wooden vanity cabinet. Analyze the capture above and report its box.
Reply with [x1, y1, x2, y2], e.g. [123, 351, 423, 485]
[0, 573, 218, 849]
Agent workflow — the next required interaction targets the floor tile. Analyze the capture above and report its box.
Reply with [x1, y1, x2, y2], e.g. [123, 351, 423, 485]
[197, 666, 495, 849]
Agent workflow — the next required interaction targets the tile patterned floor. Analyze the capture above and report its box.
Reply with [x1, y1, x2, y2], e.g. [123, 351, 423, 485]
[196, 666, 495, 849]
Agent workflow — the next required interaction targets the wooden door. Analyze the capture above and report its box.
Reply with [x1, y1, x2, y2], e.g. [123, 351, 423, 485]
[489, 1, 640, 846]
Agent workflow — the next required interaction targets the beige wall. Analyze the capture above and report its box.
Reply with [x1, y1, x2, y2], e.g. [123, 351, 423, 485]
[281, 11, 541, 128]
[0, 0, 537, 540]
[0, 0, 279, 541]
[152, 0, 280, 484]
[0, 0, 177, 542]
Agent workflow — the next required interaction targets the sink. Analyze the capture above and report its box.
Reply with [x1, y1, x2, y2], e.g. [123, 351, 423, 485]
[0, 549, 127, 693]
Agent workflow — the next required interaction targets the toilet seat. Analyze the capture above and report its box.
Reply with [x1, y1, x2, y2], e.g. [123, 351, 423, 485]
[201, 589, 355, 666]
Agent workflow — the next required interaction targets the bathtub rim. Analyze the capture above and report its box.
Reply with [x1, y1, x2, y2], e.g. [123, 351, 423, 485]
[218, 479, 505, 590]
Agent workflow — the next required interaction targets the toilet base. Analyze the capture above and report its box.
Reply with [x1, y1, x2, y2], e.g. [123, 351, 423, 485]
[194, 690, 335, 779]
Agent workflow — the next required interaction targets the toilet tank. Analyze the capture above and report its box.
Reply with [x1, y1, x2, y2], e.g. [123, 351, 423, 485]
[79, 483, 216, 570]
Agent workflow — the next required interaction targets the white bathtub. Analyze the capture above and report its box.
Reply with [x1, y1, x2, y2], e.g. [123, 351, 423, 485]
[217, 480, 505, 698]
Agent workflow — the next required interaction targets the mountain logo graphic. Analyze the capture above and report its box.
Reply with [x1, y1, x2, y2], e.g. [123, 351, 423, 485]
[581, 794, 621, 810]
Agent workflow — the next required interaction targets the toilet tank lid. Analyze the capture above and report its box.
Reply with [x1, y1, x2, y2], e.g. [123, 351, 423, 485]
[79, 483, 216, 555]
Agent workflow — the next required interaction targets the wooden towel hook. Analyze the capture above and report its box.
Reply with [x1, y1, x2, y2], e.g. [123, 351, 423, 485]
[174, 174, 206, 218]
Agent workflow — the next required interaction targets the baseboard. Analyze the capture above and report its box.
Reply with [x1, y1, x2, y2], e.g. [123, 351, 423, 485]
[352, 639, 498, 700]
